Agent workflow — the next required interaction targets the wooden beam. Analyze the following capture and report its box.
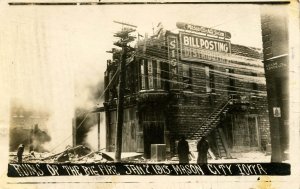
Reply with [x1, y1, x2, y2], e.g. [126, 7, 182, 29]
[91, 107, 105, 113]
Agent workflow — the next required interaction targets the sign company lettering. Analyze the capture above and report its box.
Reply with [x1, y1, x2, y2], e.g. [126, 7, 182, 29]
[180, 32, 231, 63]
[264, 56, 288, 76]
[167, 34, 179, 89]
[265, 61, 287, 71]
[176, 22, 231, 39]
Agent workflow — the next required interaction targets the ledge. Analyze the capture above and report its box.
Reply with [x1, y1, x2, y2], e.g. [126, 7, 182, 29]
[137, 90, 169, 103]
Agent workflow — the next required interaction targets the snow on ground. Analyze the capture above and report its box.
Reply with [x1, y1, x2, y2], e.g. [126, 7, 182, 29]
[10, 150, 275, 164]
[184, 151, 272, 164]
[209, 151, 271, 163]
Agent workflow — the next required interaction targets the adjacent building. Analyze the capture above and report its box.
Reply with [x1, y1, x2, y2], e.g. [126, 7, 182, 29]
[103, 22, 270, 159]
[9, 101, 50, 152]
[261, 7, 289, 162]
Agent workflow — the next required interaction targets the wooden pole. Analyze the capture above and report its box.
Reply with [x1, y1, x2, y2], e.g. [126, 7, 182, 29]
[113, 22, 136, 162]
[115, 43, 127, 162]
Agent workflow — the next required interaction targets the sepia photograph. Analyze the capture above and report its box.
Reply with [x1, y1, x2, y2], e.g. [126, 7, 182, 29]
[0, 0, 299, 188]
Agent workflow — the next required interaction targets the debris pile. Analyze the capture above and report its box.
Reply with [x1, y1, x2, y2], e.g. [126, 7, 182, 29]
[9, 145, 115, 163]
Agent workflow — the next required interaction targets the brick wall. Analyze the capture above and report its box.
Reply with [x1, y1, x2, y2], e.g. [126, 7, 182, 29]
[104, 32, 270, 154]
[166, 55, 270, 151]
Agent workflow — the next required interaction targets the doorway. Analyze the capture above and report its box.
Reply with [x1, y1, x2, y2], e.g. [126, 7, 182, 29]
[143, 121, 164, 159]
[229, 114, 260, 152]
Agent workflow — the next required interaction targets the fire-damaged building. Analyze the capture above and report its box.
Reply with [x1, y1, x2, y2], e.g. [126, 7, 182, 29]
[103, 22, 270, 159]
[9, 101, 51, 152]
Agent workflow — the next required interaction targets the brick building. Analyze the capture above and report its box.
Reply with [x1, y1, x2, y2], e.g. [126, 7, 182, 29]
[103, 23, 270, 159]
[260, 7, 289, 162]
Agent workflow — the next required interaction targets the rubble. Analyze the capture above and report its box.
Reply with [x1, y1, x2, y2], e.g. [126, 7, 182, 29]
[9, 145, 115, 163]
[9, 145, 271, 163]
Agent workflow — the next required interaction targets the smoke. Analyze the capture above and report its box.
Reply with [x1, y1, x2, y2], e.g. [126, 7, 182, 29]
[88, 79, 105, 107]
[75, 109, 97, 148]
[9, 103, 51, 152]
[75, 79, 104, 148]
[30, 125, 51, 152]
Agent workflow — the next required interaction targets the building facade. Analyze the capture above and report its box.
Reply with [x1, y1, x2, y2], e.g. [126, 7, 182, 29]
[103, 23, 270, 159]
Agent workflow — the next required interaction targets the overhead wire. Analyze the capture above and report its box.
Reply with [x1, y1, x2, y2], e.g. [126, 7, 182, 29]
[50, 51, 139, 152]
[152, 69, 267, 94]
[50, 50, 139, 152]
[136, 37, 263, 67]
[52, 16, 264, 151]
[135, 53, 266, 83]
[136, 50, 263, 81]
[50, 67, 121, 152]
[138, 74, 267, 96]
[137, 44, 263, 69]
[134, 49, 264, 74]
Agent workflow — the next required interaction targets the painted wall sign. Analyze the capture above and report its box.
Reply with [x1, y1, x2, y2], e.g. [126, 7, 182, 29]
[167, 34, 179, 89]
[265, 61, 287, 71]
[264, 56, 288, 76]
[179, 32, 231, 63]
[176, 22, 231, 39]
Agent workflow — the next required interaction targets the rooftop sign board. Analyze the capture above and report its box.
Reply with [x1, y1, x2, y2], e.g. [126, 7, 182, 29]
[179, 32, 231, 63]
[176, 22, 231, 39]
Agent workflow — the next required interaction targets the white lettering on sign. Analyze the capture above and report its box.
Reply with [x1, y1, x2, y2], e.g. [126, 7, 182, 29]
[170, 40, 176, 48]
[265, 61, 287, 71]
[181, 33, 230, 53]
[168, 35, 179, 88]
[182, 47, 230, 64]
[180, 32, 231, 63]
[176, 22, 231, 39]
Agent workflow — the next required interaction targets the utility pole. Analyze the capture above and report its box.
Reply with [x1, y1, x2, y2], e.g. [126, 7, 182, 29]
[113, 21, 136, 162]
